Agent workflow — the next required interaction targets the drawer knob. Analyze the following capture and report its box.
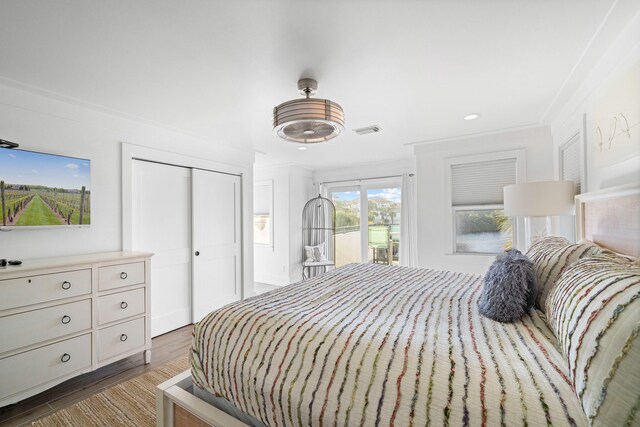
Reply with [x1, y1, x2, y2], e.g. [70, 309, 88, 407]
[120, 334, 128, 342]
[120, 301, 128, 309]
[61, 353, 71, 363]
[120, 272, 128, 280]
[61, 315, 71, 324]
[61, 281, 71, 290]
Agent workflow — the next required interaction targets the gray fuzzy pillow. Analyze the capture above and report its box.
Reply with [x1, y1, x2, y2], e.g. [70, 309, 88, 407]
[478, 249, 535, 323]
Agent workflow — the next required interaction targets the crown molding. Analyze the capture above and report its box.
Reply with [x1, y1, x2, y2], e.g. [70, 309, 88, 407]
[404, 123, 543, 147]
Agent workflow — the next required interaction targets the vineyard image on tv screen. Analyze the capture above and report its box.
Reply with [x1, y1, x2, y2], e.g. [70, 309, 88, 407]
[0, 148, 90, 228]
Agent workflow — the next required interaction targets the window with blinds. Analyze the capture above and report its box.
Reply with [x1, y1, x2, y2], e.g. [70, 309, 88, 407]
[451, 158, 517, 205]
[559, 134, 581, 194]
[450, 157, 517, 254]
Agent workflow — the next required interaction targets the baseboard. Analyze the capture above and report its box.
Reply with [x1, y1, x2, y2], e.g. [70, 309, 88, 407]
[253, 272, 289, 287]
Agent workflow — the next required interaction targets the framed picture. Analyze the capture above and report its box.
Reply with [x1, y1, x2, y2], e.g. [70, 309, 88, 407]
[253, 180, 273, 247]
[592, 61, 640, 168]
[1, 147, 91, 228]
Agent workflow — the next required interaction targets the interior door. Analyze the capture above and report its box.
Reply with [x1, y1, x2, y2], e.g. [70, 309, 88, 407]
[132, 160, 192, 337]
[192, 169, 242, 322]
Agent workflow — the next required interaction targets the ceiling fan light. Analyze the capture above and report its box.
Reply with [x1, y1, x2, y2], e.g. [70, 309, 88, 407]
[273, 79, 345, 144]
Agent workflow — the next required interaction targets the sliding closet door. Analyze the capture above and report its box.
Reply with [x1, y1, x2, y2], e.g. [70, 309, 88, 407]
[192, 169, 242, 322]
[132, 160, 192, 337]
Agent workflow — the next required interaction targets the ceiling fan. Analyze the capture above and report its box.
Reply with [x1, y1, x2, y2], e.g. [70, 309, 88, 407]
[272, 78, 345, 144]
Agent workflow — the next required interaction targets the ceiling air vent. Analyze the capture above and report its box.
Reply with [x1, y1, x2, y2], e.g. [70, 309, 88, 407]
[353, 125, 382, 135]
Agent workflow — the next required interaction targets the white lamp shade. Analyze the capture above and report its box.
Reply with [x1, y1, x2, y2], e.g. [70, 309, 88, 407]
[504, 181, 575, 216]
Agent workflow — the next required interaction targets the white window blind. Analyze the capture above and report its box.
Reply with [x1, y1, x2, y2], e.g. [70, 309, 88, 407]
[451, 158, 517, 206]
[560, 134, 581, 194]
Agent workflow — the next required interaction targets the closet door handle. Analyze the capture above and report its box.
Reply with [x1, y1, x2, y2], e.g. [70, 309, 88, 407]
[120, 334, 128, 342]
[61, 353, 71, 363]
[120, 301, 128, 309]
[194, 251, 200, 256]
[61, 315, 71, 324]
[61, 281, 71, 290]
[120, 272, 128, 280]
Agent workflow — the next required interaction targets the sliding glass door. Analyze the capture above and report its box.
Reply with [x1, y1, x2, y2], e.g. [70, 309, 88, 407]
[329, 188, 361, 267]
[366, 187, 401, 264]
[327, 179, 401, 267]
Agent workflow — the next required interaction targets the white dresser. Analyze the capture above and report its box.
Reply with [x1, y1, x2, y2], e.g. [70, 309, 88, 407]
[0, 251, 153, 407]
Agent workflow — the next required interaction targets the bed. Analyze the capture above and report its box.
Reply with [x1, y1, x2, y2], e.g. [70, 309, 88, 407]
[157, 183, 640, 427]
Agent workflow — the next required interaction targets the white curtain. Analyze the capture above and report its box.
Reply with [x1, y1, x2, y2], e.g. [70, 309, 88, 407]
[400, 173, 418, 267]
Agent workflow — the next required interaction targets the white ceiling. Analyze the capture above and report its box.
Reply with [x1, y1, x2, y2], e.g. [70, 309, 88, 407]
[0, 0, 638, 169]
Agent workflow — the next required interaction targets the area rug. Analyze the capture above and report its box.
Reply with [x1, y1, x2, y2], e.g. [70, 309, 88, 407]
[32, 356, 190, 426]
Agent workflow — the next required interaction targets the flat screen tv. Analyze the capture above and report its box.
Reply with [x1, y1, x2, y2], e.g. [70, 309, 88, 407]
[0, 147, 91, 228]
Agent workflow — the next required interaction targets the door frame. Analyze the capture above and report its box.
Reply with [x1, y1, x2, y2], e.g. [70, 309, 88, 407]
[323, 177, 402, 263]
[121, 142, 254, 300]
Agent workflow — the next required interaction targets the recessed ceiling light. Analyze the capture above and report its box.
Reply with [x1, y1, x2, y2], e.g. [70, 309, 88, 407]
[464, 113, 480, 121]
[298, 146, 308, 151]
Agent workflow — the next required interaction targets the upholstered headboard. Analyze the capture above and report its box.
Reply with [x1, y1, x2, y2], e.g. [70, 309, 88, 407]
[575, 183, 640, 257]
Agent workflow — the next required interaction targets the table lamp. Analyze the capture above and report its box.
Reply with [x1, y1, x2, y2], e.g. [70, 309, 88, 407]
[504, 181, 575, 250]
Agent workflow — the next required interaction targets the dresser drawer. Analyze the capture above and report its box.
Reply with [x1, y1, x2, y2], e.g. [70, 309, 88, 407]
[0, 333, 92, 402]
[98, 288, 145, 325]
[98, 262, 145, 291]
[0, 299, 92, 354]
[0, 269, 92, 311]
[98, 317, 145, 362]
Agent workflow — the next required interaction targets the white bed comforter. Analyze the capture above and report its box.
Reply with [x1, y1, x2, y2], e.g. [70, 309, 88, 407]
[192, 263, 587, 427]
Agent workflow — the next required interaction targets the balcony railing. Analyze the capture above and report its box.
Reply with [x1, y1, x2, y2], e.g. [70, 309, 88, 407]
[334, 225, 400, 267]
[335, 225, 360, 235]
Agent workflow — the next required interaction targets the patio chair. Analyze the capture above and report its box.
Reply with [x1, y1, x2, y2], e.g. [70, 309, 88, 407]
[368, 225, 389, 264]
[389, 224, 400, 261]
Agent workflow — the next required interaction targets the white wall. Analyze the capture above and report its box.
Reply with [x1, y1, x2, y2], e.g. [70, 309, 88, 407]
[253, 167, 289, 286]
[253, 165, 313, 286]
[0, 83, 253, 270]
[550, 10, 640, 190]
[413, 126, 555, 274]
[289, 167, 314, 281]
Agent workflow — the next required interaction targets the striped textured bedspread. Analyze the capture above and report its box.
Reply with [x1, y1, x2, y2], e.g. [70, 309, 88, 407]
[191, 263, 587, 426]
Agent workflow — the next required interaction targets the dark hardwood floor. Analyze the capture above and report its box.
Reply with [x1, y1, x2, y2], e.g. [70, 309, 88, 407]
[0, 324, 194, 427]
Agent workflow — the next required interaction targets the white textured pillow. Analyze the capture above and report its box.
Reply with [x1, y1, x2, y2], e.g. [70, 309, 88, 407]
[547, 256, 640, 425]
[525, 236, 599, 311]
[304, 243, 327, 262]
[578, 238, 639, 264]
